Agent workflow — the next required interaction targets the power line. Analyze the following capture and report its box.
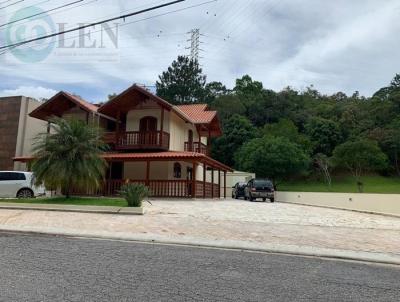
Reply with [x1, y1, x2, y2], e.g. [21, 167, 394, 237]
[0, 0, 84, 28]
[0, 0, 23, 10]
[0, 0, 186, 50]
[206, 0, 281, 58]
[0, 0, 51, 18]
[0, 0, 217, 56]
[2, 0, 167, 41]
[0, 0, 100, 34]
[0, 0, 14, 5]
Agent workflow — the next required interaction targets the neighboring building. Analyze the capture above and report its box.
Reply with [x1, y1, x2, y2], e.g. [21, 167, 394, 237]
[0, 96, 47, 171]
[225, 171, 256, 197]
[14, 85, 233, 198]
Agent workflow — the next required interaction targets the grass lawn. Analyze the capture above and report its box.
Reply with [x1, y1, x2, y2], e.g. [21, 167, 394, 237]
[279, 175, 400, 194]
[0, 197, 128, 207]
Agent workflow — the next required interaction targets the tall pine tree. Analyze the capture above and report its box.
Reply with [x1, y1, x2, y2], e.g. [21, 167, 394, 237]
[156, 56, 206, 104]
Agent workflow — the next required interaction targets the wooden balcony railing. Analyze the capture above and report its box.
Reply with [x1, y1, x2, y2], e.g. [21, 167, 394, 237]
[103, 132, 116, 144]
[184, 142, 208, 155]
[195, 181, 220, 198]
[70, 179, 220, 198]
[101, 179, 191, 197]
[103, 131, 170, 150]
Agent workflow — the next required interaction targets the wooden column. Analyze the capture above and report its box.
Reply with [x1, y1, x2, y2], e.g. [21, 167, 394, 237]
[223, 171, 227, 199]
[146, 161, 150, 186]
[207, 128, 211, 155]
[211, 167, 214, 198]
[218, 170, 221, 198]
[108, 162, 113, 180]
[116, 111, 121, 144]
[47, 122, 51, 134]
[198, 131, 201, 152]
[107, 161, 113, 196]
[160, 107, 164, 147]
[192, 162, 197, 198]
[203, 163, 206, 198]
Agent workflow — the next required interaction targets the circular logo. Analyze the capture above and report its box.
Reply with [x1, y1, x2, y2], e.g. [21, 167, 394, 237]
[5, 6, 56, 63]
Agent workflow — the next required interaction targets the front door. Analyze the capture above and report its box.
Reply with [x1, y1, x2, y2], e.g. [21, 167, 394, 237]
[106, 162, 124, 195]
[139, 116, 157, 145]
[139, 116, 157, 132]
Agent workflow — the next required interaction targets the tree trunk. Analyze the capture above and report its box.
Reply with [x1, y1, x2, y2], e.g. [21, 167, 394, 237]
[356, 179, 364, 193]
[394, 153, 400, 177]
[65, 179, 71, 199]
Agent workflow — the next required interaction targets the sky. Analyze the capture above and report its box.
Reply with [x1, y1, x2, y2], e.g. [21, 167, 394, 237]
[0, 0, 399, 102]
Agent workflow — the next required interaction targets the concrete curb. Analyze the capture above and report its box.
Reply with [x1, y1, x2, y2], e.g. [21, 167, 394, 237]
[0, 203, 144, 215]
[1, 225, 399, 266]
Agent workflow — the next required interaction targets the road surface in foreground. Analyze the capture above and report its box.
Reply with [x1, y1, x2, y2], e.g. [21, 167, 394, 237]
[0, 232, 399, 301]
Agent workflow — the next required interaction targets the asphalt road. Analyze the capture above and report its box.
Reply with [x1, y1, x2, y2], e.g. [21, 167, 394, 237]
[0, 232, 399, 302]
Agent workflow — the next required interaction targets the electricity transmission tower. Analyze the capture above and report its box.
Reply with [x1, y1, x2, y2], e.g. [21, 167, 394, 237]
[186, 28, 203, 62]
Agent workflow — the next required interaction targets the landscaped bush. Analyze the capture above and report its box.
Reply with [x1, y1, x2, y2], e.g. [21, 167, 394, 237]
[119, 183, 149, 207]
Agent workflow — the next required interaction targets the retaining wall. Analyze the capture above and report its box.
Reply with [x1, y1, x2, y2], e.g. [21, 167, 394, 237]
[276, 192, 400, 217]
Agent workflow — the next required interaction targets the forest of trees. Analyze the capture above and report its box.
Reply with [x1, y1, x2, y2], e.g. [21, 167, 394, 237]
[156, 56, 400, 191]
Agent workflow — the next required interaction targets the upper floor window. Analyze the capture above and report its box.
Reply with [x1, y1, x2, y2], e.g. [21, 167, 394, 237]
[174, 163, 182, 178]
[139, 116, 157, 132]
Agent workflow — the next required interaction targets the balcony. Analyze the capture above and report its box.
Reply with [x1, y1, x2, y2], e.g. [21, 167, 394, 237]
[103, 131, 170, 151]
[184, 141, 208, 155]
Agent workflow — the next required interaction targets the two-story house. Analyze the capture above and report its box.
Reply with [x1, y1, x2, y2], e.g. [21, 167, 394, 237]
[14, 85, 233, 198]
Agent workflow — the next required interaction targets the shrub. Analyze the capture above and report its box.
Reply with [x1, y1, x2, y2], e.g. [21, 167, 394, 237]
[331, 139, 388, 192]
[119, 183, 149, 207]
[235, 136, 311, 184]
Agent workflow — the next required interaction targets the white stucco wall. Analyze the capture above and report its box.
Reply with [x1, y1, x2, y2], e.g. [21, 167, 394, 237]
[169, 111, 199, 151]
[124, 162, 169, 180]
[123, 161, 221, 183]
[276, 192, 400, 217]
[125, 100, 170, 132]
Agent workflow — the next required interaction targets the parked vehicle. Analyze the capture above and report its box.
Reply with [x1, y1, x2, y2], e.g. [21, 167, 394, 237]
[0, 171, 45, 198]
[244, 179, 275, 202]
[232, 182, 247, 199]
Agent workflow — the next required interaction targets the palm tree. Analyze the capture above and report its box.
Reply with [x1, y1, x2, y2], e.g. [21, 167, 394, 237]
[32, 118, 107, 198]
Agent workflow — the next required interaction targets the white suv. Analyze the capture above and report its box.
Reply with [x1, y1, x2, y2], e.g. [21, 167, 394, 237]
[0, 171, 46, 198]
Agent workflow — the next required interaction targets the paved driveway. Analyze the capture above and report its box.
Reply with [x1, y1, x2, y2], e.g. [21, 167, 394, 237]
[0, 199, 399, 261]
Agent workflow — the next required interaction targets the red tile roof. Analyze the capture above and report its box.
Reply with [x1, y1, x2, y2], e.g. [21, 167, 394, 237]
[175, 104, 217, 124]
[102, 151, 232, 171]
[62, 91, 99, 113]
[29, 91, 115, 122]
[102, 151, 201, 160]
[14, 151, 233, 171]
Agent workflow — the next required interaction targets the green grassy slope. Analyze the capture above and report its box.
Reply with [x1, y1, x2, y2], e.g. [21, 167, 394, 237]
[279, 175, 400, 194]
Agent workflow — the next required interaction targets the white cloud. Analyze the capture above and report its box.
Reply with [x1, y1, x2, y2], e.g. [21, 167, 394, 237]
[0, 86, 57, 99]
[0, 0, 399, 98]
